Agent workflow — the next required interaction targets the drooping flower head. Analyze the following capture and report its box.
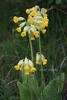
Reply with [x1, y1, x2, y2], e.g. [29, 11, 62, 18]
[36, 52, 47, 66]
[13, 5, 49, 40]
[14, 57, 36, 76]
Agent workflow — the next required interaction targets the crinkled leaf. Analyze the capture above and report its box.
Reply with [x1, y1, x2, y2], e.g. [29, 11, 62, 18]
[17, 81, 37, 100]
[57, 73, 65, 93]
[42, 73, 65, 100]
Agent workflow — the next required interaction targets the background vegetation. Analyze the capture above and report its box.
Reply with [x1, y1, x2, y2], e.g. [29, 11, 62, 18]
[0, 0, 67, 100]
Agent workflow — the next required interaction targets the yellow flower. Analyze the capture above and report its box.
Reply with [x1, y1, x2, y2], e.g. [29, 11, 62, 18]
[14, 65, 19, 70]
[30, 37, 35, 41]
[45, 21, 48, 27]
[13, 16, 19, 23]
[29, 16, 33, 24]
[24, 65, 30, 71]
[43, 17, 48, 22]
[40, 23, 46, 29]
[42, 29, 46, 34]
[26, 9, 30, 14]
[19, 67, 23, 71]
[44, 9, 47, 13]
[35, 34, 39, 38]
[21, 31, 26, 37]
[16, 27, 21, 32]
[30, 67, 36, 72]
[33, 31, 39, 38]
[25, 71, 29, 76]
[43, 59, 47, 65]
[32, 10, 37, 16]
[40, 23, 45, 29]
[44, 21, 48, 27]
[36, 61, 41, 65]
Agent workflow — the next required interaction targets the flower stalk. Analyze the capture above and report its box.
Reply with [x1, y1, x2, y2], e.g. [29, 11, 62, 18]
[39, 33, 43, 90]
[29, 34, 34, 63]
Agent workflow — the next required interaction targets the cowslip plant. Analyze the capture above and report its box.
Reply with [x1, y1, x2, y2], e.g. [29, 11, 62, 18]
[13, 5, 65, 100]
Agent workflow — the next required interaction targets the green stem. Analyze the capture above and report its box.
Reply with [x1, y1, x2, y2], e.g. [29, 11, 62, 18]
[39, 33, 43, 91]
[29, 34, 34, 62]
[39, 33, 44, 100]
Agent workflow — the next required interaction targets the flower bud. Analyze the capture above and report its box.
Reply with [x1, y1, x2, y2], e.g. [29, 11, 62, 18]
[28, 60, 34, 68]
[30, 24, 36, 32]
[24, 26, 29, 32]
[18, 59, 24, 67]
[19, 17, 25, 21]
[33, 20, 43, 24]
[36, 53, 41, 62]
[24, 57, 29, 66]
[34, 25, 41, 31]
[34, 16, 43, 20]
[41, 8, 47, 17]
[19, 22, 26, 28]
[35, 5, 39, 10]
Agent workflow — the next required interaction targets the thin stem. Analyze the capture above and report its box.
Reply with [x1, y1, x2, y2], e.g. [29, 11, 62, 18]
[39, 33, 43, 88]
[29, 34, 34, 62]
[39, 33, 45, 100]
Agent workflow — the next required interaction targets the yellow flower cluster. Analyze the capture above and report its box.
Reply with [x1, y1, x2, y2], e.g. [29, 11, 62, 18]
[14, 58, 36, 76]
[13, 5, 49, 40]
[36, 52, 47, 66]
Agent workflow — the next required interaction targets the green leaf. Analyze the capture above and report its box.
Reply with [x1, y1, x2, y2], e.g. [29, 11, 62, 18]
[21, 71, 38, 94]
[29, 73, 38, 94]
[43, 79, 61, 100]
[42, 73, 65, 100]
[57, 73, 65, 93]
[48, 0, 54, 4]
[17, 81, 37, 100]
[17, 82, 31, 100]
[56, 0, 62, 4]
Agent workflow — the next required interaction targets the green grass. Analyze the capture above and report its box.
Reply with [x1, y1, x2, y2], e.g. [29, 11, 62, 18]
[0, 1, 67, 100]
